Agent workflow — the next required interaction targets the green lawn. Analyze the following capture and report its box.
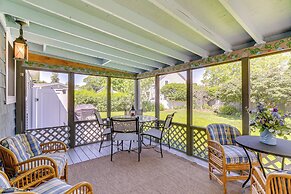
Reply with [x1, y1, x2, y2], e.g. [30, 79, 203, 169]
[102, 109, 242, 131]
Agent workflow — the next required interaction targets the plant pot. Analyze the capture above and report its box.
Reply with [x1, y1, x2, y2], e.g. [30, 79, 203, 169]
[260, 129, 277, 145]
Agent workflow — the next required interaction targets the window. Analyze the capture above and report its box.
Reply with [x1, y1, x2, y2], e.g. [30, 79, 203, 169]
[192, 62, 242, 131]
[111, 78, 134, 116]
[159, 72, 186, 124]
[74, 74, 107, 120]
[250, 52, 291, 136]
[25, 70, 68, 129]
[140, 77, 155, 116]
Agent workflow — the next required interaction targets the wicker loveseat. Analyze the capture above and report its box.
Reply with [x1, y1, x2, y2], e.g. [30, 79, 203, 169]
[206, 124, 259, 194]
[0, 165, 93, 194]
[0, 134, 68, 181]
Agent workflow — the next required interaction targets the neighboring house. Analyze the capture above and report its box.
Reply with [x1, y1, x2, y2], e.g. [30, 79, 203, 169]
[26, 75, 68, 129]
[148, 73, 186, 109]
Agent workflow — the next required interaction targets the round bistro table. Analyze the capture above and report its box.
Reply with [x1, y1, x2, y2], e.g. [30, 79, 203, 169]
[111, 115, 157, 123]
[236, 135, 291, 187]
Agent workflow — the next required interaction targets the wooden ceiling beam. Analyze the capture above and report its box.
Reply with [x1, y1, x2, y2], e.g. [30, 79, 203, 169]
[218, 0, 265, 44]
[27, 53, 137, 77]
[148, 0, 232, 52]
[20, 0, 188, 62]
[81, 0, 208, 58]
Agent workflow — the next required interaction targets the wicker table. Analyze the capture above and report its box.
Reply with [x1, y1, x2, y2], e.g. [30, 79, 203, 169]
[236, 135, 291, 187]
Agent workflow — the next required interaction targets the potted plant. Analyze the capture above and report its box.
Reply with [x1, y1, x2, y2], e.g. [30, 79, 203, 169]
[248, 103, 291, 145]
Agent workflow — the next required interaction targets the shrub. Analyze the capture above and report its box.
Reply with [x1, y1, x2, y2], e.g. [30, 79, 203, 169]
[142, 101, 155, 112]
[219, 105, 239, 116]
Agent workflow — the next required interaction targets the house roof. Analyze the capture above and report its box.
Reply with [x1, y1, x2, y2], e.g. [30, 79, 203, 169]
[1, 0, 290, 74]
[33, 82, 68, 89]
[160, 72, 186, 82]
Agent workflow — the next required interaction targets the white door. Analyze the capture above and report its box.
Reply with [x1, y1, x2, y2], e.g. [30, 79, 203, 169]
[33, 88, 68, 128]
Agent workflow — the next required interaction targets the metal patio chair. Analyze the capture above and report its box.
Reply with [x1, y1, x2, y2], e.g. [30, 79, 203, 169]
[94, 112, 111, 152]
[110, 117, 141, 161]
[141, 112, 175, 158]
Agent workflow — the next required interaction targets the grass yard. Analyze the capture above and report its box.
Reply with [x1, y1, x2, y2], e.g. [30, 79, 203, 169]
[102, 109, 242, 131]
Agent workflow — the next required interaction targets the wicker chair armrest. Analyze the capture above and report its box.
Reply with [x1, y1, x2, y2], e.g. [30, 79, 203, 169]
[208, 140, 225, 158]
[0, 145, 19, 164]
[16, 157, 58, 177]
[10, 166, 56, 191]
[65, 182, 93, 194]
[251, 167, 266, 193]
[40, 141, 67, 153]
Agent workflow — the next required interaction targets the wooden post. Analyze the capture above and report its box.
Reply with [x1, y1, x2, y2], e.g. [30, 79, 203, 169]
[134, 79, 140, 110]
[16, 61, 25, 134]
[107, 77, 111, 118]
[155, 75, 160, 120]
[186, 69, 193, 156]
[242, 57, 250, 135]
[68, 72, 75, 147]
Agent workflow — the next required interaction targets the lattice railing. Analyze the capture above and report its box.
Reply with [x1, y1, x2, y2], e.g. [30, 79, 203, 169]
[75, 120, 104, 146]
[192, 126, 208, 160]
[26, 126, 70, 146]
[261, 154, 291, 173]
[165, 122, 187, 152]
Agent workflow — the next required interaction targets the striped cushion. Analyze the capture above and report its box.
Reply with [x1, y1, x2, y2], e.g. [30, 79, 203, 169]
[207, 124, 240, 145]
[0, 173, 10, 189]
[34, 153, 67, 176]
[1, 137, 30, 162]
[31, 178, 72, 194]
[25, 134, 42, 156]
[223, 145, 257, 164]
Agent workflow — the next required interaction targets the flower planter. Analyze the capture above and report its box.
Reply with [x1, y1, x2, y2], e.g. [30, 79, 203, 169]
[260, 129, 277, 145]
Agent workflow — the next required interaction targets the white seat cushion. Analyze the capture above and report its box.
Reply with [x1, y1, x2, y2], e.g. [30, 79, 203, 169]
[103, 128, 111, 135]
[142, 128, 162, 139]
[114, 133, 139, 141]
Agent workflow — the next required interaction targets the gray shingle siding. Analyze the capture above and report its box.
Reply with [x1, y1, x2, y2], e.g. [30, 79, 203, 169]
[0, 23, 16, 137]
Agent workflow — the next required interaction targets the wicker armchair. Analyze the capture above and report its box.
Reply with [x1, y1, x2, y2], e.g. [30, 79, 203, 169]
[0, 134, 68, 181]
[206, 124, 259, 194]
[251, 167, 291, 194]
[0, 166, 93, 194]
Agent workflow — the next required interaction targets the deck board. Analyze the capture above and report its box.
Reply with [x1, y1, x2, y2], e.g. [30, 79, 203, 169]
[66, 141, 208, 167]
[74, 147, 90, 162]
[80, 145, 97, 160]
[67, 149, 82, 164]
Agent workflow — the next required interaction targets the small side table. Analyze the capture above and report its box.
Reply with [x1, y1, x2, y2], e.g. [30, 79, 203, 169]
[236, 136, 291, 187]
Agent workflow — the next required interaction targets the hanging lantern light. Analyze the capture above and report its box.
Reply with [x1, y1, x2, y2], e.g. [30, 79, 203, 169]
[13, 20, 28, 61]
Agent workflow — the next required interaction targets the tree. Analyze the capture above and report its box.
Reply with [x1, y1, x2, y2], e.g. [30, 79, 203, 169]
[202, 52, 291, 107]
[140, 77, 155, 101]
[50, 73, 60, 83]
[161, 83, 186, 101]
[81, 76, 106, 92]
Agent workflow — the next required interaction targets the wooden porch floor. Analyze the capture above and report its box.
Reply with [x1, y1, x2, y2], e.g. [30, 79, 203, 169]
[66, 141, 207, 167]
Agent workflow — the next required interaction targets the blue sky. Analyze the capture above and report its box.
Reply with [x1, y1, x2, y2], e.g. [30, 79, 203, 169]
[39, 72, 86, 86]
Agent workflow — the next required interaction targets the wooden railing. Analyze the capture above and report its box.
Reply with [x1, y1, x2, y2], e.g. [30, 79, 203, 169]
[26, 126, 70, 146]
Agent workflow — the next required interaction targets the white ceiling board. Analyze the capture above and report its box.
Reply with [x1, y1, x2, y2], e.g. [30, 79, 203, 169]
[241, 0, 291, 38]
[181, 0, 252, 47]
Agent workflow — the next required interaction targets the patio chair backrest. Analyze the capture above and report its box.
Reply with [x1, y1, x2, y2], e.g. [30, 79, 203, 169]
[94, 112, 103, 125]
[0, 134, 42, 162]
[111, 117, 139, 133]
[266, 172, 291, 194]
[206, 124, 240, 145]
[164, 113, 175, 129]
